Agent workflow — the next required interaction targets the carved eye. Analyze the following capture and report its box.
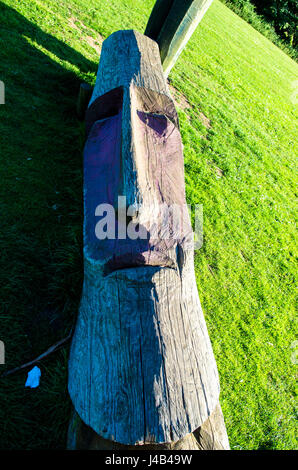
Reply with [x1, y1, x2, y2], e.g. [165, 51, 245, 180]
[86, 86, 124, 137]
[137, 111, 175, 137]
[137, 111, 177, 133]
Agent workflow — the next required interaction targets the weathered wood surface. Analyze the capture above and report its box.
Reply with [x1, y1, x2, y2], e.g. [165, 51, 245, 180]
[67, 403, 229, 450]
[145, 0, 214, 76]
[68, 30, 226, 447]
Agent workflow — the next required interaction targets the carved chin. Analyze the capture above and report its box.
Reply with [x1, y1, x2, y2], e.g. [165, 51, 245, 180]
[68, 263, 220, 445]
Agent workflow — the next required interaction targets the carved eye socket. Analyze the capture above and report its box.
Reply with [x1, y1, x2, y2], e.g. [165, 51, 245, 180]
[137, 111, 170, 135]
[84, 112, 122, 210]
[133, 85, 179, 130]
[134, 105, 185, 207]
[86, 86, 124, 137]
[138, 111, 177, 131]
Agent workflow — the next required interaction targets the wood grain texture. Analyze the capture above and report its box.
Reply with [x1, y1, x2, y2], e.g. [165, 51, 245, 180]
[145, 0, 214, 76]
[88, 30, 170, 107]
[68, 30, 224, 446]
[67, 403, 229, 450]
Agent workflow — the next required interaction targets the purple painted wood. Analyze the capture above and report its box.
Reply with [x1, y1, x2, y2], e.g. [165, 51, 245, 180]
[84, 113, 122, 261]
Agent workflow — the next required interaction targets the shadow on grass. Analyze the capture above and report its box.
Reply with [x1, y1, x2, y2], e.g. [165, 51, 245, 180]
[0, 2, 98, 449]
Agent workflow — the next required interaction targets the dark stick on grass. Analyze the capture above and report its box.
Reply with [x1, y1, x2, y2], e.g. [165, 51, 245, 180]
[1, 328, 73, 378]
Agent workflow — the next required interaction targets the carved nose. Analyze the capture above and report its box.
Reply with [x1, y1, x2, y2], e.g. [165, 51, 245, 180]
[119, 88, 141, 214]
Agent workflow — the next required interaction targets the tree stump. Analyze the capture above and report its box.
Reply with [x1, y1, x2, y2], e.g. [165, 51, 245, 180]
[68, 30, 229, 450]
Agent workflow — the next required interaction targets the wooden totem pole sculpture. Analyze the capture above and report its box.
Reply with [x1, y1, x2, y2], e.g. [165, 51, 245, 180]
[68, 1, 229, 451]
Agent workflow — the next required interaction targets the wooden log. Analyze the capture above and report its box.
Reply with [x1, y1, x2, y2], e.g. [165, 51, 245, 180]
[68, 30, 228, 448]
[144, 0, 175, 41]
[67, 403, 229, 450]
[145, 0, 214, 76]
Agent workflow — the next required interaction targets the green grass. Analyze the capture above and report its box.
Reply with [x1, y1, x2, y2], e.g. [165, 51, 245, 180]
[0, 0, 297, 450]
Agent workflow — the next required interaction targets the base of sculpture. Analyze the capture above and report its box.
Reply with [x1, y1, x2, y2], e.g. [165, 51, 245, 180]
[67, 403, 230, 450]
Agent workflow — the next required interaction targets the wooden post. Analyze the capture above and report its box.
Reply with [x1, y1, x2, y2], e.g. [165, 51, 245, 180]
[145, 0, 214, 76]
[68, 30, 229, 450]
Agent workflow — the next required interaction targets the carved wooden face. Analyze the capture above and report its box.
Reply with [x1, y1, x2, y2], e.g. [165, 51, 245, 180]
[84, 84, 193, 274]
[68, 30, 220, 447]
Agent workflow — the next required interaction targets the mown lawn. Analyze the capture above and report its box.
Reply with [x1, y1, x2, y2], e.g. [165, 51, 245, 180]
[0, 0, 297, 450]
